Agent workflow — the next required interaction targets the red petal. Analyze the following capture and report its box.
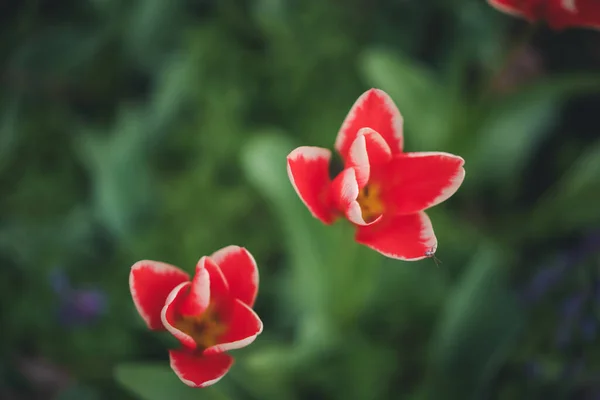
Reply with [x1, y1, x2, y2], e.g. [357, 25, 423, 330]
[355, 212, 437, 261]
[204, 256, 230, 299]
[548, 0, 600, 29]
[129, 261, 189, 330]
[161, 282, 197, 349]
[287, 146, 336, 224]
[178, 257, 211, 317]
[335, 89, 403, 160]
[346, 128, 392, 188]
[169, 350, 234, 388]
[210, 246, 258, 307]
[331, 168, 381, 226]
[204, 299, 263, 355]
[487, 0, 537, 21]
[376, 152, 465, 216]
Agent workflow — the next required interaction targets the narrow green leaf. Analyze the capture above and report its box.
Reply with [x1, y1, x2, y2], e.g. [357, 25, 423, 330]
[241, 132, 333, 347]
[468, 74, 600, 190]
[114, 363, 229, 400]
[359, 48, 452, 149]
[427, 244, 524, 399]
[468, 93, 558, 188]
[530, 139, 600, 236]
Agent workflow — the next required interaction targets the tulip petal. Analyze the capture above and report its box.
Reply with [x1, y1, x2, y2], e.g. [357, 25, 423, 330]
[210, 246, 258, 307]
[169, 350, 234, 388]
[161, 282, 197, 349]
[204, 256, 230, 299]
[552, 0, 600, 29]
[487, 0, 535, 21]
[335, 89, 403, 160]
[377, 152, 465, 216]
[287, 146, 336, 224]
[331, 168, 380, 226]
[204, 299, 263, 355]
[355, 212, 437, 261]
[346, 128, 392, 188]
[178, 257, 211, 317]
[129, 261, 190, 330]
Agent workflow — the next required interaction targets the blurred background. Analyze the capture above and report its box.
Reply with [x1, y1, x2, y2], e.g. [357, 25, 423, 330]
[1, 0, 600, 399]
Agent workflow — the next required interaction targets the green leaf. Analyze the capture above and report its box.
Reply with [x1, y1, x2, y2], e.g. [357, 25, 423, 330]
[230, 343, 298, 400]
[114, 363, 229, 400]
[468, 91, 558, 189]
[76, 107, 154, 239]
[426, 244, 524, 399]
[529, 139, 600, 236]
[125, 0, 182, 70]
[359, 48, 453, 149]
[241, 133, 332, 344]
[468, 75, 600, 191]
[146, 53, 198, 142]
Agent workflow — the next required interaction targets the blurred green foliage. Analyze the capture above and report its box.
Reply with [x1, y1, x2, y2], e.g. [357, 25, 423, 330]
[1, 0, 600, 399]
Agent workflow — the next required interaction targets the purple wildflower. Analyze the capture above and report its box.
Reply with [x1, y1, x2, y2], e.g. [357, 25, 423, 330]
[50, 269, 106, 326]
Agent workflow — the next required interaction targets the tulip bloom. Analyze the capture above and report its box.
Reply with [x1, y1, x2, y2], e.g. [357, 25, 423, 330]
[488, 0, 600, 30]
[129, 246, 262, 388]
[287, 89, 465, 260]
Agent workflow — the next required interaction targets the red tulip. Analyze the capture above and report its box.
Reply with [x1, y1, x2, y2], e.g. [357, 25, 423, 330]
[129, 246, 262, 387]
[488, 0, 600, 30]
[287, 89, 465, 260]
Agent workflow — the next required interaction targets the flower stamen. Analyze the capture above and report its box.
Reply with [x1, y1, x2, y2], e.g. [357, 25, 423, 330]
[356, 184, 384, 223]
[175, 304, 227, 350]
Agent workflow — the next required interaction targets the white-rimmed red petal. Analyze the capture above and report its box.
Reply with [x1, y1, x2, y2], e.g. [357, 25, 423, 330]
[551, 0, 600, 30]
[331, 168, 381, 226]
[376, 152, 465, 216]
[129, 260, 189, 330]
[203, 299, 263, 356]
[210, 246, 258, 307]
[169, 350, 234, 388]
[179, 257, 211, 317]
[561, 0, 577, 13]
[355, 212, 437, 261]
[204, 256, 229, 299]
[487, 0, 533, 20]
[347, 134, 370, 188]
[346, 128, 392, 189]
[287, 146, 336, 224]
[161, 282, 197, 350]
[335, 88, 403, 160]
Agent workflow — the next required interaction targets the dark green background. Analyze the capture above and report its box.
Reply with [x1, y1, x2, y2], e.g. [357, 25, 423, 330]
[1, 1, 600, 399]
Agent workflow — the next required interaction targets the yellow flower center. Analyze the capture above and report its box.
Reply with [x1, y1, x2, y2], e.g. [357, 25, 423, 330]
[175, 304, 228, 350]
[356, 184, 384, 223]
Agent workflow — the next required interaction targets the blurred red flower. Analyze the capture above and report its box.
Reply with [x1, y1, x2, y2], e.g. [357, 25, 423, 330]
[488, 0, 600, 30]
[129, 246, 262, 388]
[287, 89, 465, 261]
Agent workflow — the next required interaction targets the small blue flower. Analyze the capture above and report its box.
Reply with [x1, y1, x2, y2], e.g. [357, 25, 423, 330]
[521, 258, 568, 304]
[49, 269, 106, 327]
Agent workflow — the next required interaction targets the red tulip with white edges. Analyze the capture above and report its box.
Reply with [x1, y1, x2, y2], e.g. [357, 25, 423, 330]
[129, 246, 262, 388]
[287, 89, 466, 261]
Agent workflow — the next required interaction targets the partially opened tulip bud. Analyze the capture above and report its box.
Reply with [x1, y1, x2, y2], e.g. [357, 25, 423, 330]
[129, 246, 262, 388]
